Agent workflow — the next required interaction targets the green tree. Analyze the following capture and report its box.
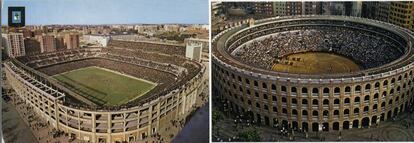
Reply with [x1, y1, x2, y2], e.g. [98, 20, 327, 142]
[238, 129, 261, 142]
[212, 110, 222, 125]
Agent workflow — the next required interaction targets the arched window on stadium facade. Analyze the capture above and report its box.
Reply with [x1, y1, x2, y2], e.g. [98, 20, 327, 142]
[292, 98, 297, 104]
[272, 96, 277, 102]
[283, 108, 288, 114]
[364, 95, 370, 102]
[355, 85, 361, 93]
[302, 99, 308, 105]
[345, 98, 350, 104]
[291, 87, 297, 94]
[282, 86, 287, 92]
[375, 82, 380, 89]
[323, 88, 329, 96]
[365, 84, 371, 92]
[323, 99, 329, 106]
[373, 104, 378, 111]
[271, 84, 277, 91]
[302, 110, 308, 116]
[355, 97, 360, 104]
[312, 99, 318, 105]
[345, 86, 351, 93]
[302, 87, 308, 94]
[334, 87, 340, 95]
[313, 110, 318, 116]
[323, 110, 329, 117]
[312, 88, 319, 96]
[334, 110, 339, 116]
[364, 106, 369, 112]
[334, 99, 340, 105]
[344, 109, 350, 115]
[292, 109, 298, 115]
[354, 108, 360, 114]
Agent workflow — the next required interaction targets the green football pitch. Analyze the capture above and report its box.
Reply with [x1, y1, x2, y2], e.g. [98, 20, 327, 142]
[53, 66, 156, 106]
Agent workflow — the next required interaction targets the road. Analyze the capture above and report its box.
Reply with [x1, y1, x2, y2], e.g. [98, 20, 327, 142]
[172, 102, 209, 143]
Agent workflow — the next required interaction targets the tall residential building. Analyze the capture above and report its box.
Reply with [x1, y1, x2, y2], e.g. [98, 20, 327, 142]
[362, 2, 390, 22]
[254, 2, 274, 15]
[56, 36, 66, 51]
[286, 2, 303, 15]
[304, 2, 323, 15]
[24, 38, 41, 55]
[378, 2, 391, 22]
[64, 34, 80, 49]
[322, 2, 345, 15]
[22, 29, 34, 38]
[2, 33, 26, 58]
[37, 35, 57, 53]
[273, 2, 286, 16]
[389, 1, 414, 31]
[350, 1, 363, 17]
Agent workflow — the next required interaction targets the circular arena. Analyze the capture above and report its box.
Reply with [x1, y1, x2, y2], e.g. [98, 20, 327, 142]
[212, 15, 414, 132]
[4, 40, 206, 142]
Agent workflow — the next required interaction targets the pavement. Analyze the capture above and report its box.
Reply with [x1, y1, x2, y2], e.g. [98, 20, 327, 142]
[212, 107, 414, 142]
[2, 99, 38, 143]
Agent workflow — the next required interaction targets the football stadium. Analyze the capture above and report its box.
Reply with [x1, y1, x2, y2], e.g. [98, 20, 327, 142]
[212, 15, 414, 132]
[4, 40, 206, 142]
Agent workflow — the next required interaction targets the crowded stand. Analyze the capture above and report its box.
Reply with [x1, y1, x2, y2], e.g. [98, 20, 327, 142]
[232, 26, 404, 70]
[109, 40, 185, 56]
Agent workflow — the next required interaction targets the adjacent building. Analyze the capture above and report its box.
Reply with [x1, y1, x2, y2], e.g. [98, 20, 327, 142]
[304, 2, 323, 15]
[273, 2, 286, 16]
[64, 34, 80, 49]
[37, 35, 57, 53]
[55, 36, 66, 51]
[253, 2, 274, 15]
[83, 34, 111, 47]
[185, 41, 203, 62]
[24, 38, 41, 55]
[389, 1, 414, 31]
[2, 33, 26, 58]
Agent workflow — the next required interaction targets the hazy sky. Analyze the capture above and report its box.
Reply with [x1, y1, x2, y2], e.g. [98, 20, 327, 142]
[1, 0, 208, 25]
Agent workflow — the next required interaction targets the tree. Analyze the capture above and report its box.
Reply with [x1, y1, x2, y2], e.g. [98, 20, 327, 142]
[238, 129, 261, 142]
[212, 110, 222, 125]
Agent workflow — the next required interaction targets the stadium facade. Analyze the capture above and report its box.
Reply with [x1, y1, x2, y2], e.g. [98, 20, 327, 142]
[212, 15, 414, 132]
[4, 41, 206, 142]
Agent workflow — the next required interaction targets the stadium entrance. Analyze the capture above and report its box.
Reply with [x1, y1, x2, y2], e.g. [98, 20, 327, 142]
[272, 52, 361, 74]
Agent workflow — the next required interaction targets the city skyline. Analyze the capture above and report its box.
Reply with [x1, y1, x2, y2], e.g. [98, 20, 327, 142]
[1, 0, 208, 25]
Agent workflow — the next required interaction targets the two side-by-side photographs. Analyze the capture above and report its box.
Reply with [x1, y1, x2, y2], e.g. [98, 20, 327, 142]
[1, 0, 414, 143]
